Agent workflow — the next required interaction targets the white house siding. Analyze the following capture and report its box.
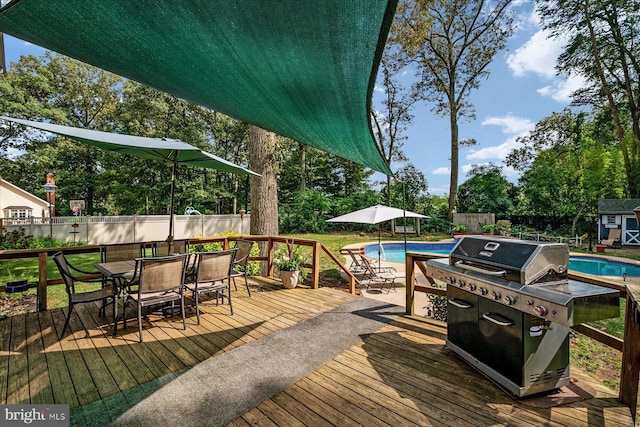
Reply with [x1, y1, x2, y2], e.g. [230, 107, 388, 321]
[0, 178, 49, 219]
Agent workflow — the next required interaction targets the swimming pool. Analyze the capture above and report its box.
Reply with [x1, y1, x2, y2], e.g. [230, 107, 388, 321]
[363, 242, 456, 261]
[363, 242, 640, 277]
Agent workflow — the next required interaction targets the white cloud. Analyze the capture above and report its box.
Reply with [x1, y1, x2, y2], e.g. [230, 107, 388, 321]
[466, 114, 534, 161]
[432, 167, 450, 175]
[538, 73, 588, 103]
[467, 137, 522, 161]
[506, 29, 564, 78]
[481, 114, 534, 135]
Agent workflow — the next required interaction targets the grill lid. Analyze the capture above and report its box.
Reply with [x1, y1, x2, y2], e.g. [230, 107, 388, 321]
[449, 236, 569, 285]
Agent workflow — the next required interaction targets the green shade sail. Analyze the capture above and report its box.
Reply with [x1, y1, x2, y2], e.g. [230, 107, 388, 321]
[0, 0, 396, 175]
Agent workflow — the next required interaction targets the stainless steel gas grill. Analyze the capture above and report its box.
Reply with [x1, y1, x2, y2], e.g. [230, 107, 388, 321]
[425, 236, 620, 397]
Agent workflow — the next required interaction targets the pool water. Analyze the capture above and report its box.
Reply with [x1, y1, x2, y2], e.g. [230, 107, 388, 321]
[568, 256, 640, 277]
[363, 242, 640, 277]
[363, 242, 455, 262]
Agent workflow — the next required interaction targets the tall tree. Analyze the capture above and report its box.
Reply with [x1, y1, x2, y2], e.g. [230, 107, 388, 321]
[392, 0, 515, 220]
[537, 0, 640, 195]
[370, 54, 417, 202]
[0, 53, 123, 214]
[248, 125, 278, 274]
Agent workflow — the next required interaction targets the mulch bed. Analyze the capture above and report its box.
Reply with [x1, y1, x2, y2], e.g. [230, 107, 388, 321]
[0, 292, 37, 318]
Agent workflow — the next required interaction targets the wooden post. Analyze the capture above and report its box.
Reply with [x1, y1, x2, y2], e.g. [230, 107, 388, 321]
[311, 241, 321, 289]
[267, 238, 274, 277]
[38, 251, 48, 311]
[348, 275, 356, 295]
[406, 253, 416, 315]
[620, 284, 640, 422]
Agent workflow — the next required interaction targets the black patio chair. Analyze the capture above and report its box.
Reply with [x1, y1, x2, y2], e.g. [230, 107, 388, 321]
[52, 251, 115, 339]
[229, 239, 254, 295]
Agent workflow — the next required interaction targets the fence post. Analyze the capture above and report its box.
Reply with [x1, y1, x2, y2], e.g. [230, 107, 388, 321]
[38, 251, 48, 311]
[406, 253, 416, 315]
[620, 284, 640, 423]
[311, 241, 321, 289]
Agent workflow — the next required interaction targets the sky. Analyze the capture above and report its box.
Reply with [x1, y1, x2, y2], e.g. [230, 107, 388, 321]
[2, 1, 582, 197]
[372, 1, 585, 195]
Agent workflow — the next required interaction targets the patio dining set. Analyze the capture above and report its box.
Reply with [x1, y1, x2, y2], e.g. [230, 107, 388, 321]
[52, 239, 255, 342]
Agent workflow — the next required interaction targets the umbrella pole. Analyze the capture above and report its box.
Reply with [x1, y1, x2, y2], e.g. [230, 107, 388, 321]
[167, 155, 178, 254]
[378, 225, 381, 267]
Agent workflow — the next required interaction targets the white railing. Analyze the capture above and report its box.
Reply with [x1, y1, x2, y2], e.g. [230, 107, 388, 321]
[517, 232, 583, 247]
[0, 214, 250, 244]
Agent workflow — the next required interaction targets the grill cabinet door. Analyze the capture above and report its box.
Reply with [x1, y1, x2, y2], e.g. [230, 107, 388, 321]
[477, 299, 524, 386]
[447, 287, 480, 355]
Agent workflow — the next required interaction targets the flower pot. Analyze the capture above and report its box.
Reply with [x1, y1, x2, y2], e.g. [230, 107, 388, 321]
[280, 270, 300, 289]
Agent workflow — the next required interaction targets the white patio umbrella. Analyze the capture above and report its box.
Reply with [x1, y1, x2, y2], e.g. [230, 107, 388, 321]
[327, 204, 428, 265]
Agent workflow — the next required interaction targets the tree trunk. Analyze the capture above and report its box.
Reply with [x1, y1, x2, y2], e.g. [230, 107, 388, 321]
[248, 125, 279, 275]
[448, 111, 459, 222]
[299, 143, 306, 192]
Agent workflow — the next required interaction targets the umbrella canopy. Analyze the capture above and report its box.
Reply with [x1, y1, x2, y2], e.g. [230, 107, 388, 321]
[0, 116, 259, 249]
[0, 0, 396, 175]
[327, 205, 428, 265]
[327, 205, 428, 225]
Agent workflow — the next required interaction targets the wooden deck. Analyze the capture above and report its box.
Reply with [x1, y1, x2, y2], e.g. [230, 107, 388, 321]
[0, 277, 633, 426]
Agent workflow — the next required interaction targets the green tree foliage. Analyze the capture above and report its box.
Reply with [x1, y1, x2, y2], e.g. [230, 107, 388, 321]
[392, 0, 515, 220]
[279, 190, 332, 234]
[457, 164, 514, 218]
[507, 109, 625, 234]
[0, 53, 254, 218]
[380, 164, 429, 213]
[536, 0, 640, 196]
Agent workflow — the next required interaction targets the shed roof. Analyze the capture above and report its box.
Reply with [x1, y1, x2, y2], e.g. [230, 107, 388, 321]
[598, 199, 640, 214]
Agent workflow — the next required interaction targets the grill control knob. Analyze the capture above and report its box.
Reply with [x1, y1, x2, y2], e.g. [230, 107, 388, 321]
[491, 290, 501, 300]
[503, 295, 517, 305]
[534, 305, 548, 317]
[468, 283, 477, 291]
[480, 287, 488, 295]
[457, 279, 465, 287]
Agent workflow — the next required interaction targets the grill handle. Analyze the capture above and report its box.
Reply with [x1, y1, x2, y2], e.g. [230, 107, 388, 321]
[482, 312, 514, 327]
[448, 298, 473, 309]
[454, 260, 507, 277]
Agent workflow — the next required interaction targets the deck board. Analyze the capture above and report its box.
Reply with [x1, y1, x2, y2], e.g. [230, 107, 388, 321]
[0, 277, 634, 426]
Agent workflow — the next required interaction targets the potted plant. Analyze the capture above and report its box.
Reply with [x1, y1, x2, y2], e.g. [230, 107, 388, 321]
[482, 224, 497, 235]
[273, 239, 309, 288]
[452, 224, 467, 240]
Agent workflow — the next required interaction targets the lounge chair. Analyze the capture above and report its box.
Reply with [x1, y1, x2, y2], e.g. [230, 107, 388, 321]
[344, 249, 391, 276]
[360, 256, 405, 293]
[601, 228, 622, 247]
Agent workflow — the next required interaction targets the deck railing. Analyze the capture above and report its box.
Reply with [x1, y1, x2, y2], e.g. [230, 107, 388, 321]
[405, 251, 638, 421]
[0, 236, 359, 313]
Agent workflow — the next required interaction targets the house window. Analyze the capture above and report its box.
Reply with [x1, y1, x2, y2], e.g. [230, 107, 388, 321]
[8, 209, 31, 219]
[606, 215, 617, 225]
